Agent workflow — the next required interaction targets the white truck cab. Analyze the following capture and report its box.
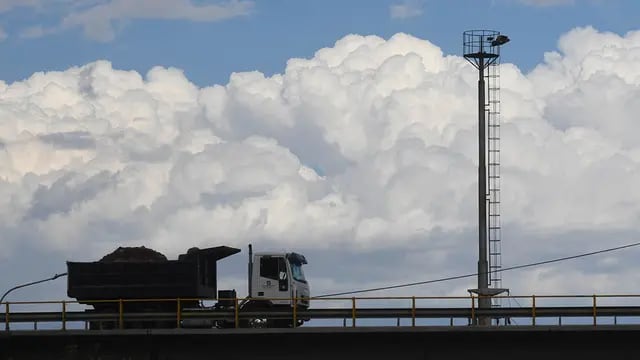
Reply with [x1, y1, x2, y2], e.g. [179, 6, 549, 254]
[249, 250, 310, 309]
[182, 244, 311, 329]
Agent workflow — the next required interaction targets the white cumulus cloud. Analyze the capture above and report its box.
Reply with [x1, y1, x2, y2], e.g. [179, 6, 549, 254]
[1, 27, 640, 301]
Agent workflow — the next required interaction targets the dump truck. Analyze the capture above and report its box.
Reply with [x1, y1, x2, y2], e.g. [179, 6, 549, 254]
[66, 244, 311, 329]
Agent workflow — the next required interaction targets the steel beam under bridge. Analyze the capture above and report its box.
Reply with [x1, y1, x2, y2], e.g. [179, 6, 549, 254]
[2, 325, 640, 360]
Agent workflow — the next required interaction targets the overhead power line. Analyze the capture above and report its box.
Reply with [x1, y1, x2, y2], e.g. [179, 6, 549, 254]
[313, 241, 640, 298]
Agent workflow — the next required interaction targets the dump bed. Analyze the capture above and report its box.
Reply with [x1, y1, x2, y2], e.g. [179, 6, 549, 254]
[67, 246, 241, 303]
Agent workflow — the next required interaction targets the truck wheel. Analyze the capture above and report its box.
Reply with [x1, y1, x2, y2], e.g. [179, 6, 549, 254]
[239, 301, 271, 328]
[248, 318, 269, 328]
[215, 320, 235, 329]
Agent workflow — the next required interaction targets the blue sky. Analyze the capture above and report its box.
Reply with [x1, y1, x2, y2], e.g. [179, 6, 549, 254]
[0, 0, 637, 86]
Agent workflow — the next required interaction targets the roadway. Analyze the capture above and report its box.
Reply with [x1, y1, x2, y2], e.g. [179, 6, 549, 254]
[4, 304, 640, 359]
[2, 325, 640, 360]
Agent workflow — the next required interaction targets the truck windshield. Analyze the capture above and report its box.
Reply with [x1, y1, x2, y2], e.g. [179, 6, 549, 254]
[289, 261, 306, 282]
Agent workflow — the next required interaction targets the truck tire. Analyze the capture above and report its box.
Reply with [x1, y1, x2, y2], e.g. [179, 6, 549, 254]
[239, 301, 271, 328]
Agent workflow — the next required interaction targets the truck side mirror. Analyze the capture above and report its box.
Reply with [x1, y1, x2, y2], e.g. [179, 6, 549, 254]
[279, 271, 287, 280]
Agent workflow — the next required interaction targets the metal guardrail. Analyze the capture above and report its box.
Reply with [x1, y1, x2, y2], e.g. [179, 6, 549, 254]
[3, 294, 640, 331]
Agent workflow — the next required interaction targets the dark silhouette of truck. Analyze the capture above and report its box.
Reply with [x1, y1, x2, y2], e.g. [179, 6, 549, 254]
[66, 244, 311, 329]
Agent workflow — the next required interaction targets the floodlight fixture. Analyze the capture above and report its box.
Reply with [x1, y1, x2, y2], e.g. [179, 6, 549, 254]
[491, 35, 510, 47]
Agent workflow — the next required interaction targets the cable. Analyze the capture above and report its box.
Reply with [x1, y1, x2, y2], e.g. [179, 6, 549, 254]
[313, 241, 640, 298]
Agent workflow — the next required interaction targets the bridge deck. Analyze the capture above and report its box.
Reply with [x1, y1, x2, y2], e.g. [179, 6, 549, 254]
[2, 324, 640, 360]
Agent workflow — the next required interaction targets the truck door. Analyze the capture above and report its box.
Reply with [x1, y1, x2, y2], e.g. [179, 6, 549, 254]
[258, 256, 290, 306]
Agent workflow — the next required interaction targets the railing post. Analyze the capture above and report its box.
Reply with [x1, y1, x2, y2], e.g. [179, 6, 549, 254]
[234, 297, 239, 329]
[470, 295, 475, 325]
[62, 301, 67, 331]
[293, 297, 297, 328]
[351, 297, 356, 328]
[176, 298, 181, 328]
[411, 296, 416, 327]
[118, 299, 124, 330]
[532, 295, 536, 326]
[5, 302, 9, 331]
[592, 294, 597, 326]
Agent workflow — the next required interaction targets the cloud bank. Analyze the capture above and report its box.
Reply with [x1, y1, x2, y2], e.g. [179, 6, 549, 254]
[2, 27, 640, 298]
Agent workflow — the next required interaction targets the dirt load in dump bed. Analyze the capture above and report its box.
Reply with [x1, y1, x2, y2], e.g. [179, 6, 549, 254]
[99, 246, 168, 262]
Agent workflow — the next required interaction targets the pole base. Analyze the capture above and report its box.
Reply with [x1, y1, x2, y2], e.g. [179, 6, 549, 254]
[467, 288, 509, 297]
[468, 288, 510, 326]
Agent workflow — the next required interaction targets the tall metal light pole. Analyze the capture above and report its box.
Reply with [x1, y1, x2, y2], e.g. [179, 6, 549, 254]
[463, 30, 510, 325]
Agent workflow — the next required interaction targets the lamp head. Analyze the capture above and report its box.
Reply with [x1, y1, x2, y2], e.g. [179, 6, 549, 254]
[491, 34, 510, 47]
